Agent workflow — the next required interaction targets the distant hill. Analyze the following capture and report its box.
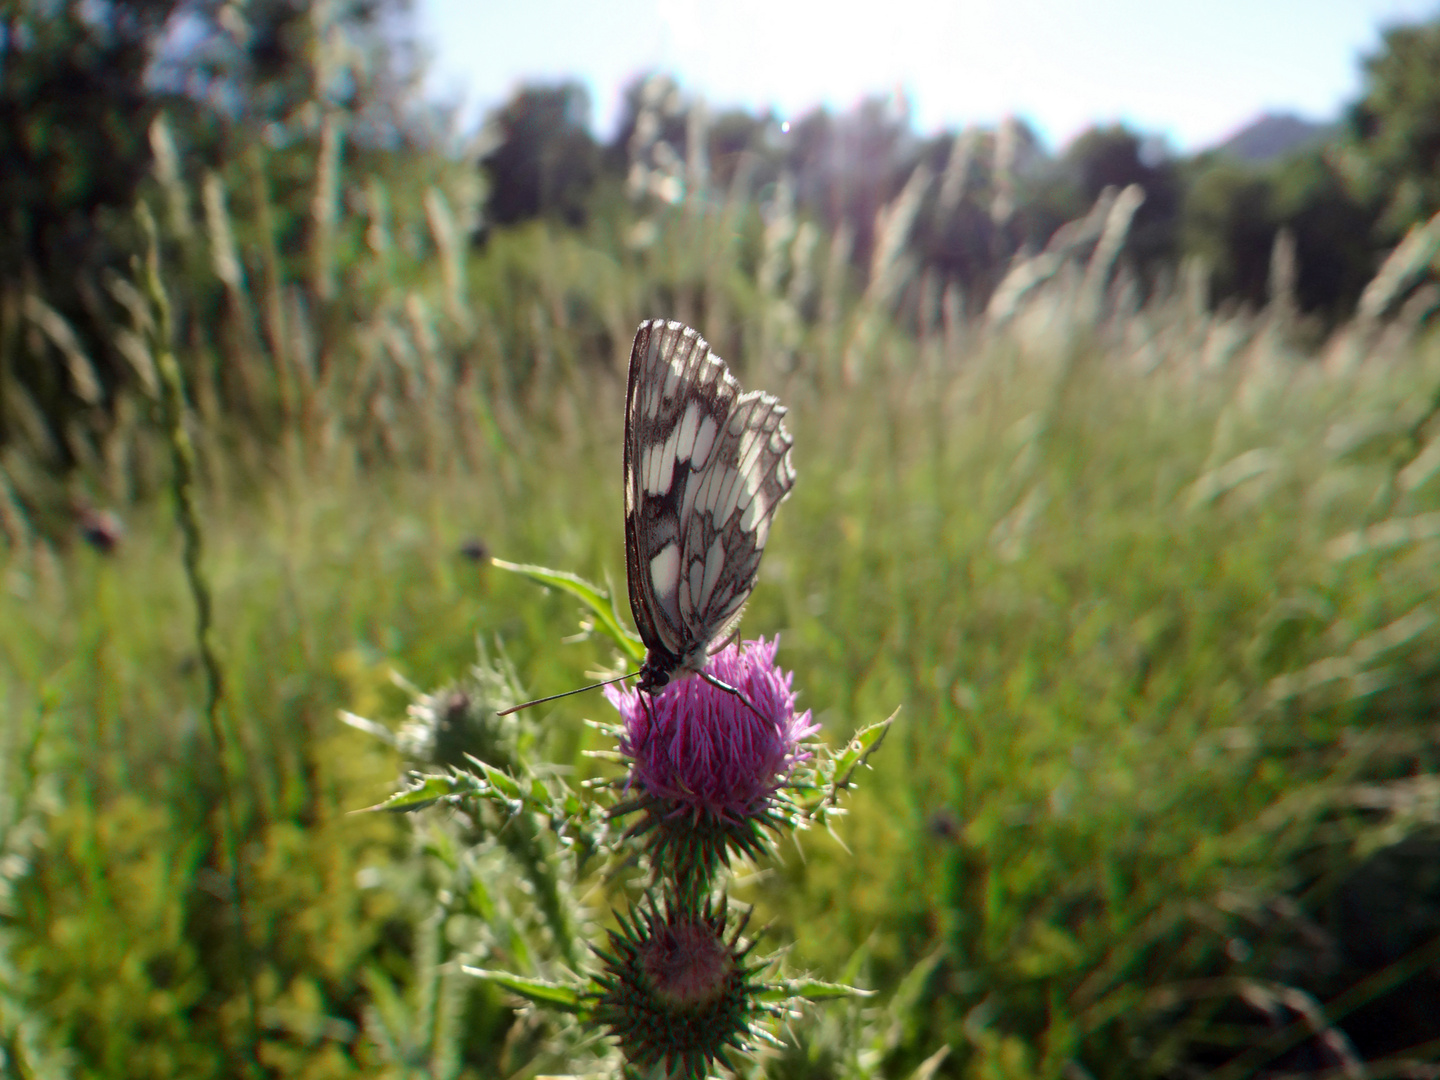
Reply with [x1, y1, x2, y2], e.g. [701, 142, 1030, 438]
[1214, 113, 1335, 163]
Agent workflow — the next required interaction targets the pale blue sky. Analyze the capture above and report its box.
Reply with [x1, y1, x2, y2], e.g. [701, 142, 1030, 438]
[416, 0, 1439, 152]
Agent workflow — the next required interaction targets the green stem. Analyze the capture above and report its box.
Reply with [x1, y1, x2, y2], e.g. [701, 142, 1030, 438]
[138, 205, 261, 1076]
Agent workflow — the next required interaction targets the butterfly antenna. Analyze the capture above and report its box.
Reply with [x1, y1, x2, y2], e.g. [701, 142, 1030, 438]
[497, 672, 639, 716]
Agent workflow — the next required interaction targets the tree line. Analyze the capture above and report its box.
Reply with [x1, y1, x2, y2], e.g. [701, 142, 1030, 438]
[481, 16, 1440, 325]
[2, 1, 1439, 464]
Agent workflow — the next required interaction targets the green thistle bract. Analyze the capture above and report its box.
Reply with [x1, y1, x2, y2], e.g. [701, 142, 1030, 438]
[589, 893, 775, 1080]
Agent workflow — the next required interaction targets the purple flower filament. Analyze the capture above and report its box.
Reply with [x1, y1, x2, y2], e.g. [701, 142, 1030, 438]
[607, 638, 818, 825]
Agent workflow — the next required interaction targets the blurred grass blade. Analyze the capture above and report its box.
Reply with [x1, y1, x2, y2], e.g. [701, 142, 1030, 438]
[23, 294, 102, 404]
[910, 1045, 952, 1080]
[337, 709, 398, 747]
[1358, 207, 1440, 321]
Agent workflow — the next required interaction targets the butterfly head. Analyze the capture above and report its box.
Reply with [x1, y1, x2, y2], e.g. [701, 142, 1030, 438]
[635, 641, 711, 697]
[636, 653, 673, 696]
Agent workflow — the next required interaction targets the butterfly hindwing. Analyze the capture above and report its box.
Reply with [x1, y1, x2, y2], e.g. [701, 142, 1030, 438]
[624, 319, 795, 689]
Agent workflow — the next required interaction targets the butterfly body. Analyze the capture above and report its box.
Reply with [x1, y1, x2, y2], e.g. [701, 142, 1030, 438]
[624, 319, 796, 700]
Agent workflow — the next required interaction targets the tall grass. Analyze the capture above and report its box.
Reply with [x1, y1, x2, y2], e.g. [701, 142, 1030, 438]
[2, 97, 1440, 1077]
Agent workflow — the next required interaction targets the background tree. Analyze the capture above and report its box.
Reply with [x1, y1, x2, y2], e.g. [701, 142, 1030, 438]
[481, 82, 600, 227]
[0, 0, 188, 454]
[1056, 124, 1182, 276]
[1181, 158, 1277, 308]
[1344, 15, 1440, 234]
[908, 128, 1008, 310]
[706, 107, 771, 193]
[1270, 149, 1378, 317]
[0, 0, 428, 462]
[1179, 146, 1379, 319]
[784, 94, 917, 273]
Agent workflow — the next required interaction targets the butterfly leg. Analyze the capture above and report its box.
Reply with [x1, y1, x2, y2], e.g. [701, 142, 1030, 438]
[635, 688, 659, 756]
[698, 670, 772, 725]
[707, 629, 743, 656]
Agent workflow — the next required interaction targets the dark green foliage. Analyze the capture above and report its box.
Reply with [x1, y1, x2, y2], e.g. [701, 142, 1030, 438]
[908, 129, 1008, 311]
[481, 83, 600, 228]
[0, 0, 181, 456]
[708, 108, 772, 191]
[1182, 149, 1380, 317]
[1346, 16, 1440, 233]
[0, 0, 176, 271]
[1182, 158, 1280, 307]
[1058, 125, 1182, 275]
[1270, 149, 1379, 317]
[605, 72, 692, 177]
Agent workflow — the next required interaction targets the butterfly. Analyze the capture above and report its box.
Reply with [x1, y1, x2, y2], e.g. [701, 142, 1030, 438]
[624, 319, 796, 701]
[499, 319, 795, 716]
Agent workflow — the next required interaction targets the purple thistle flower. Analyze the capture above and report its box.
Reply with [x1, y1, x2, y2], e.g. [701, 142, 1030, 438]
[605, 638, 818, 892]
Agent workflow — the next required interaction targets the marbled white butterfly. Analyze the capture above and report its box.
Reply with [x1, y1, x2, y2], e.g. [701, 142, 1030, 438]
[499, 319, 795, 716]
[625, 319, 796, 699]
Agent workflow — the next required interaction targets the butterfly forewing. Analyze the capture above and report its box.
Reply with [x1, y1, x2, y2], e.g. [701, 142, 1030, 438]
[624, 319, 796, 691]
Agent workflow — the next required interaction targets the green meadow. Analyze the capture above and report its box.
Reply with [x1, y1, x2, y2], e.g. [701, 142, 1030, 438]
[5, 108, 1440, 1078]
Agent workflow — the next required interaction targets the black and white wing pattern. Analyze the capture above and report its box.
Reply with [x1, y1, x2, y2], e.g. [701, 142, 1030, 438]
[624, 319, 796, 694]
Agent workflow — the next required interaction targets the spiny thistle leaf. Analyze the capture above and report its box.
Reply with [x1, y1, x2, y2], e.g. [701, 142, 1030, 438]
[469, 758, 523, 800]
[461, 968, 586, 1013]
[363, 775, 474, 812]
[761, 979, 874, 1003]
[803, 710, 897, 813]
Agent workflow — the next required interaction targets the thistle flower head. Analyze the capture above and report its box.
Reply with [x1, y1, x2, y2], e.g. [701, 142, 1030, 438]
[590, 892, 774, 1080]
[608, 637, 816, 817]
[605, 637, 818, 891]
[396, 655, 521, 770]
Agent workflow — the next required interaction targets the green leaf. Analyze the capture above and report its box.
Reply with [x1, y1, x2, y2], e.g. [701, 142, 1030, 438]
[462, 968, 586, 1013]
[824, 711, 898, 801]
[492, 558, 644, 663]
[471, 759, 522, 800]
[838, 941, 871, 986]
[466, 873, 497, 922]
[363, 775, 466, 813]
[891, 948, 945, 1015]
[423, 825, 460, 869]
[758, 979, 874, 1003]
[909, 1045, 953, 1080]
